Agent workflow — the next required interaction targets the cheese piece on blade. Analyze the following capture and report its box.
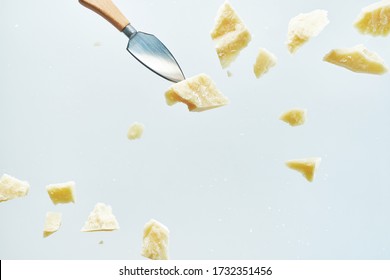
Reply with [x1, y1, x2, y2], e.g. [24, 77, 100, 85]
[287, 10, 329, 54]
[43, 212, 62, 238]
[323, 45, 387, 75]
[253, 48, 277, 78]
[211, 1, 251, 68]
[141, 219, 169, 260]
[127, 122, 144, 140]
[0, 174, 30, 202]
[354, 0, 390, 36]
[286, 157, 321, 182]
[165, 74, 228, 112]
[280, 108, 307, 126]
[81, 203, 119, 232]
[46, 181, 75, 205]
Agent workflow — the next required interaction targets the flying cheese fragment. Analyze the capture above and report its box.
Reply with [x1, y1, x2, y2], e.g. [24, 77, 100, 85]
[253, 48, 277, 78]
[354, 0, 390, 36]
[141, 219, 169, 260]
[0, 174, 30, 202]
[43, 212, 62, 238]
[127, 122, 144, 140]
[286, 157, 321, 182]
[280, 108, 307, 126]
[46, 181, 75, 205]
[81, 203, 119, 232]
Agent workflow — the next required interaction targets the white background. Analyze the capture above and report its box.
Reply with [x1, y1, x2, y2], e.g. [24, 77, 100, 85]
[0, 0, 389, 259]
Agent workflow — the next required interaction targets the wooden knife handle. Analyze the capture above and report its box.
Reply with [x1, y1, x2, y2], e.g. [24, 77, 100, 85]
[79, 0, 130, 31]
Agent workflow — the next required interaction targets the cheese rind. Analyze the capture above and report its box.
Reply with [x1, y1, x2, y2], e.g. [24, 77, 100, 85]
[280, 108, 307, 126]
[46, 181, 75, 205]
[141, 219, 169, 260]
[127, 122, 144, 140]
[211, 1, 251, 68]
[354, 0, 390, 36]
[287, 10, 329, 54]
[165, 74, 228, 112]
[323, 45, 388, 74]
[0, 174, 30, 202]
[43, 212, 62, 238]
[286, 157, 321, 182]
[81, 202, 119, 232]
[253, 48, 277, 78]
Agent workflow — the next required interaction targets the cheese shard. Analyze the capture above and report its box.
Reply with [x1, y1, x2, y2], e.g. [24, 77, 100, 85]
[127, 122, 144, 140]
[0, 174, 30, 202]
[280, 108, 307, 126]
[354, 0, 390, 36]
[165, 74, 229, 112]
[323, 45, 388, 75]
[81, 202, 119, 232]
[46, 181, 75, 205]
[43, 212, 62, 238]
[211, 1, 251, 68]
[286, 157, 321, 182]
[253, 48, 277, 78]
[287, 10, 329, 54]
[141, 219, 169, 260]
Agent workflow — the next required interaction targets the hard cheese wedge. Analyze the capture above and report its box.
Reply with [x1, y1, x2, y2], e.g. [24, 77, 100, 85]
[253, 48, 277, 78]
[286, 158, 321, 182]
[0, 174, 30, 202]
[43, 212, 62, 238]
[165, 74, 228, 112]
[46, 181, 75, 205]
[211, 1, 251, 68]
[287, 9, 329, 54]
[141, 219, 169, 260]
[127, 122, 144, 140]
[323, 45, 388, 75]
[280, 109, 307, 126]
[354, 0, 390, 36]
[81, 203, 119, 232]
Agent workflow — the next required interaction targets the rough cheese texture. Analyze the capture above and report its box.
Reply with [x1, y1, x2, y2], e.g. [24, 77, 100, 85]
[253, 48, 277, 78]
[211, 1, 251, 68]
[354, 0, 390, 36]
[286, 157, 321, 182]
[127, 122, 144, 140]
[0, 174, 30, 202]
[141, 219, 169, 260]
[323, 45, 388, 75]
[43, 212, 62, 238]
[165, 74, 228, 112]
[280, 108, 307, 126]
[287, 10, 329, 54]
[81, 203, 119, 232]
[46, 181, 75, 205]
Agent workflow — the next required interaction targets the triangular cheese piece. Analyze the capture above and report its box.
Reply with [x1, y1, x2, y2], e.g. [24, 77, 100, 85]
[0, 174, 30, 202]
[81, 203, 119, 232]
[286, 158, 321, 182]
[354, 0, 390, 36]
[141, 219, 169, 260]
[43, 212, 62, 238]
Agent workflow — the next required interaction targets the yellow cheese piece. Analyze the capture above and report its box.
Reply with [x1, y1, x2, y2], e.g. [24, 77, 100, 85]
[323, 45, 388, 75]
[354, 0, 390, 36]
[127, 122, 144, 140]
[81, 202, 119, 232]
[0, 174, 30, 202]
[43, 212, 62, 238]
[211, 1, 251, 68]
[253, 48, 277, 78]
[287, 10, 329, 54]
[280, 108, 307, 126]
[141, 219, 169, 260]
[165, 73, 229, 112]
[46, 181, 75, 205]
[286, 158, 321, 182]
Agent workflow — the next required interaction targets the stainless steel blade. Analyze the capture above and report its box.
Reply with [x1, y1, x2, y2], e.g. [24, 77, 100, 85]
[123, 24, 185, 83]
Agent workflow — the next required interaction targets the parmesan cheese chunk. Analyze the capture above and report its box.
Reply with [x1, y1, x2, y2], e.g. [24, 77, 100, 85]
[0, 174, 30, 202]
[354, 0, 390, 36]
[81, 202, 119, 232]
[253, 48, 277, 78]
[286, 157, 321, 182]
[165, 74, 229, 112]
[43, 212, 62, 238]
[280, 108, 307, 126]
[141, 219, 169, 260]
[46, 181, 75, 205]
[127, 122, 144, 140]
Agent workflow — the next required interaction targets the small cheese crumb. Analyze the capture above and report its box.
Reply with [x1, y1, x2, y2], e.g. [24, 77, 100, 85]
[165, 74, 229, 112]
[227, 70, 233, 77]
[43, 212, 62, 238]
[0, 174, 30, 202]
[286, 10, 329, 54]
[354, 0, 390, 36]
[286, 157, 321, 182]
[280, 108, 307, 126]
[323, 44, 388, 74]
[141, 219, 169, 260]
[81, 202, 119, 232]
[127, 122, 144, 140]
[253, 48, 277, 78]
[211, 1, 251, 68]
[46, 181, 75, 205]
